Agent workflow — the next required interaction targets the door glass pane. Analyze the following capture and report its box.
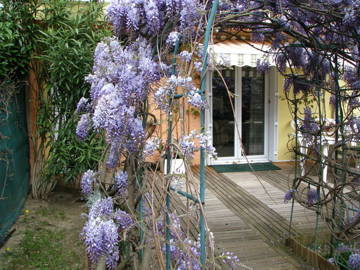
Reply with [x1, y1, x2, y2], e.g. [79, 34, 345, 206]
[212, 69, 235, 157]
[241, 66, 265, 156]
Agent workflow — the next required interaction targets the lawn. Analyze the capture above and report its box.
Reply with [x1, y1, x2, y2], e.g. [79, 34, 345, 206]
[0, 192, 86, 270]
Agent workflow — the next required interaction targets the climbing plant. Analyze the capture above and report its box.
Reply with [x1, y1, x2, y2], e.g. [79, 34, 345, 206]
[73, 1, 242, 269]
[76, 0, 360, 269]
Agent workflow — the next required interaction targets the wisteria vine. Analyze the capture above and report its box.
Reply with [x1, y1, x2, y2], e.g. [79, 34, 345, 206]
[75, 0, 241, 269]
[75, 0, 360, 269]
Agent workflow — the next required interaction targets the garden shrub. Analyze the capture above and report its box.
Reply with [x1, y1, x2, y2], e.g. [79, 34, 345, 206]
[32, 0, 111, 195]
[0, 0, 36, 81]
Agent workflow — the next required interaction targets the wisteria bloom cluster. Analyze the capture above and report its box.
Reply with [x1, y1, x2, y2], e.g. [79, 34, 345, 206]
[76, 37, 160, 168]
[157, 213, 241, 270]
[79, 167, 134, 269]
[284, 189, 295, 203]
[300, 107, 320, 142]
[348, 253, 360, 270]
[107, 0, 205, 38]
[154, 75, 207, 112]
[180, 130, 217, 159]
[82, 196, 134, 269]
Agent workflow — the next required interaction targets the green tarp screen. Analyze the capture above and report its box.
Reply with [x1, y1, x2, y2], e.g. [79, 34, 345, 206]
[0, 84, 29, 244]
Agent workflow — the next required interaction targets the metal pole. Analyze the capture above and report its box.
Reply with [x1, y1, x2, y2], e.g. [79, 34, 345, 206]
[314, 81, 323, 250]
[288, 100, 298, 238]
[165, 39, 180, 270]
[199, 0, 219, 267]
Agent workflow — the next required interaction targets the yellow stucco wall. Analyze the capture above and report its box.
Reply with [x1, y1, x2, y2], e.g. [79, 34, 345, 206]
[276, 72, 334, 161]
[277, 73, 293, 161]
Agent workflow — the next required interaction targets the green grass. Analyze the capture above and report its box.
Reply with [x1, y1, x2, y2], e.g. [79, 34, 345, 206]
[0, 227, 82, 270]
[34, 206, 66, 220]
[0, 201, 85, 270]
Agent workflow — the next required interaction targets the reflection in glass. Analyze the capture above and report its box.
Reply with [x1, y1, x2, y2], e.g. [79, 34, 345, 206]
[212, 69, 235, 157]
[241, 66, 265, 155]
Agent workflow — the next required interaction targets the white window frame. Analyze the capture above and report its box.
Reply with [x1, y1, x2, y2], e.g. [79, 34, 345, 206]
[205, 66, 278, 165]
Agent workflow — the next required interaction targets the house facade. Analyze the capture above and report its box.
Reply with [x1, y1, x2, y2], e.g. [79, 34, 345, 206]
[151, 39, 333, 166]
[199, 40, 297, 165]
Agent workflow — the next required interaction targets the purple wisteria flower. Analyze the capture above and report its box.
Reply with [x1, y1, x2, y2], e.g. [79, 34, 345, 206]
[330, 94, 336, 106]
[348, 253, 360, 270]
[349, 210, 360, 225]
[107, 0, 204, 37]
[194, 61, 202, 72]
[80, 38, 158, 160]
[304, 51, 330, 80]
[284, 189, 295, 203]
[157, 212, 184, 239]
[286, 44, 307, 68]
[166, 31, 180, 46]
[307, 188, 318, 204]
[337, 244, 352, 253]
[144, 0, 160, 31]
[81, 170, 96, 198]
[143, 138, 160, 157]
[220, 251, 241, 269]
[198, 133, 217, 158]
[275, 53, 287, 72]
[162, 238, 201, 270]
[179, 50, 192, 62]
[107, 141, 120, 169]
[89, 197, 114, 219]
[301, 107, 319, 141]
[81, 193, 135, 269]
[82, 217, 119, 269]
[180, 137, 196, 159]
[114, 209, 134, 230]
[114, 171, 128, 196]
[76, 97, 90, 113]
[154, 75, 198, 112]
[344, 8, 357, 26]
[187, 90, 207, 109]
[179, 0, 203, 32]
[154, 86, 172, 112]
[76, 113, 92, 140]
[349, 92, 360, 108]
[180, 131, 217, 159]
[256, 59, 270, 72]
[251, 32, 265, 42]
[344, 67, 357, 86]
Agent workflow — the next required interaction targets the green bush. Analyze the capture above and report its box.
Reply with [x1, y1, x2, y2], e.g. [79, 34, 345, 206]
[0, 0, 37, 81]
[34, 0, 111, 185]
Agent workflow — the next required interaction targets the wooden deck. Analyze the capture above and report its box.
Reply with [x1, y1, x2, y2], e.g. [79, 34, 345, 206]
[151, 165, 333, 269]
[224, 170, 329, 238]
[191, 166, 330, 270]
[203, 180, 299, 269]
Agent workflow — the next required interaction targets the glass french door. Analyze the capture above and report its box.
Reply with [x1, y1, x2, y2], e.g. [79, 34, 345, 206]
[208, 66, 268, 164]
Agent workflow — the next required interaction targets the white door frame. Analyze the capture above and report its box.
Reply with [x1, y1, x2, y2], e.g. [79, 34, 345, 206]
[205, 66, 278, 165]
